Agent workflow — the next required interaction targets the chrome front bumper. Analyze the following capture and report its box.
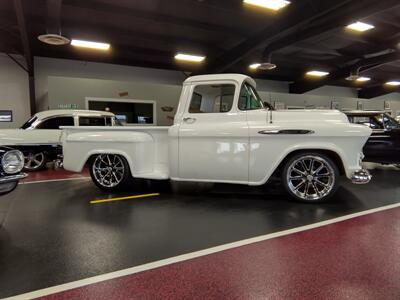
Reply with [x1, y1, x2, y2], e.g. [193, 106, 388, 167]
[0, 173, 28, 184]
[351, 169, 371, 184]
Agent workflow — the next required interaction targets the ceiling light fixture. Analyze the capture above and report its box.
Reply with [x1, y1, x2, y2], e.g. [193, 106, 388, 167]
[38, 34, 70, 46]
[346, 21, 374, 32]
[243, 0, 290, 11]
[71, 39, 110, 50]
[356, 77, 371, 82]
[249, 63, 261, 69]
[175, 53, 206, 62]
[385, 81, 400, 86]
[306, 70, 329, 77]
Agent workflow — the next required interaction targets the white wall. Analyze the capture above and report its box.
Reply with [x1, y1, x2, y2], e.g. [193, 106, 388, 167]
[305, 85, 358, 98]
[0, 54, 30, 128]
[34, 57, 289, 112]
[0, 55, 397, 128]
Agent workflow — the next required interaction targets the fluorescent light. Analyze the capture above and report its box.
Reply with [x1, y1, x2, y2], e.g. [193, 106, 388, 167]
[385, 81, 400, 86]
[175, 53, 205, 62]
[346, 21, 374, 32]
[249, 63, 261, 69]
[71, 39, 110, 50]
[243, 0, 290, 11]
[306, 70, 329, 77]
[356, 77, 371, 82]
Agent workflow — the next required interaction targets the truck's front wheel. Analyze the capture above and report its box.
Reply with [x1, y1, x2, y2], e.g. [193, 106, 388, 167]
[89, 154, 133, 192]
[281, 152, 339, 202]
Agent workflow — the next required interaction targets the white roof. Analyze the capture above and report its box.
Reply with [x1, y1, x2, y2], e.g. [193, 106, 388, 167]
[33, 109, 115, 120]
[184, 73, 257, 88]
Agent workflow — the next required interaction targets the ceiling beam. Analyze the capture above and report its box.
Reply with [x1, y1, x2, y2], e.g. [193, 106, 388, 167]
[13, 0, 32, 72]
[13, 0, 36, 115]
[289, 51, 400, 94]
[358, 84, 400, 99]
[198, 0, 351, 73]
[200, 0, 400, 74]
[63, 0, 248, 37]
[46, 0, 62, 34]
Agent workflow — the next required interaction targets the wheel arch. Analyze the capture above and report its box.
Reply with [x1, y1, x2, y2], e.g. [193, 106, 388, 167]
[85, 150, 135, 175]
[251, 145, 347, 186]
[274, 148, 346, 177]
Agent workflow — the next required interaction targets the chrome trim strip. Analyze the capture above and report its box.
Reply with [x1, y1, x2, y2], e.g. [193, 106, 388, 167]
[258, 129, 315, 135]
[0, 173, 28, 183]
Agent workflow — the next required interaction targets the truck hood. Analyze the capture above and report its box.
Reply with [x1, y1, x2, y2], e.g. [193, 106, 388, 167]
[268, 109, 372, 138]
[273, 109, 349, 123]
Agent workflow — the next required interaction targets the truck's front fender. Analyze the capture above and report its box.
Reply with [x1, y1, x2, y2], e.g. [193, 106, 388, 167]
[250, 139, 363, 185]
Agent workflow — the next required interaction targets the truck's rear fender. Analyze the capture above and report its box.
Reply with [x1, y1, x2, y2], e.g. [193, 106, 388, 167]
[62, 130, 154, 175]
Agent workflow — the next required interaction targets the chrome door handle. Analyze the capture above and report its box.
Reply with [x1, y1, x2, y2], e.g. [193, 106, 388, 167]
[183, 117, 196, 123]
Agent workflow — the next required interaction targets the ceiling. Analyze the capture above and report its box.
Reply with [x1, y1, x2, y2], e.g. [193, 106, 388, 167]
[1, 0, 400, 98]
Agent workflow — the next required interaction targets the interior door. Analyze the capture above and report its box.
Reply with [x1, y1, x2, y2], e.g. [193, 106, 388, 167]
[178, 82, 249, 183]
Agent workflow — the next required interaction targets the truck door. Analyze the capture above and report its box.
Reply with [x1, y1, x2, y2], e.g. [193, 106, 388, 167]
[178, 81, 249, 183]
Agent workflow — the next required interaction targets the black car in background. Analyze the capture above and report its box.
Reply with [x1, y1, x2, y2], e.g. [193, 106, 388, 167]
[345, 111, 400, 167]
[0, 147, 27, 195]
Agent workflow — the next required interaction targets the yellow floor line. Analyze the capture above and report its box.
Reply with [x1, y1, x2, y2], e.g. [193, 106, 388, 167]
[90, 193, 160, 204]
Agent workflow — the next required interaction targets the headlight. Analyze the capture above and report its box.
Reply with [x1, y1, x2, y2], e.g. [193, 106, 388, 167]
[2, 150, 24, 174]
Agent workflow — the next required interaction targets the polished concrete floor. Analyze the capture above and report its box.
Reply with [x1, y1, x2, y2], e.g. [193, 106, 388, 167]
[0, 165, 399, 299]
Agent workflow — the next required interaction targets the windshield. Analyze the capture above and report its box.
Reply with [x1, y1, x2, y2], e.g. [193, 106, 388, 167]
[114, 117, 124, 126]
[20, 116, 37, 129]
[246, 84, 275, 110]
[350, 113, 400, 130]
[381, 113, 400, 129]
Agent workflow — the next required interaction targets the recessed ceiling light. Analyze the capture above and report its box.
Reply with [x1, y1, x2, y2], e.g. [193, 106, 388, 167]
[243, 0, 290, 11]
[71, 39, 110, 50]
[306, 70, 329, 77]
[249, 63, 261, 69]
[385, 81, 400, 86]
[356, 77, 371, 82]
[175, 53, 205, 62]
[38, 34, 70, 46]
[346, 21, 374, 32]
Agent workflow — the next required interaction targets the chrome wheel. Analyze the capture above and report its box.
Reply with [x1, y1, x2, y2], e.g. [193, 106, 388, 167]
[24, 152, 45, 170]
[92, 154, 125, 188]
[286, 155, 335, 201]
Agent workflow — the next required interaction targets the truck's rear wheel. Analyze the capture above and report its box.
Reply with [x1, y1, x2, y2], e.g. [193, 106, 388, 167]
[89, 154, 133, 192]
[24, 151, 47, 171]
[281, 152, 339, 202]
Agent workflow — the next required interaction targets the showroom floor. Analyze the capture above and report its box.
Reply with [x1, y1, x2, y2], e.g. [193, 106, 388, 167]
[0, 166, 399, 299]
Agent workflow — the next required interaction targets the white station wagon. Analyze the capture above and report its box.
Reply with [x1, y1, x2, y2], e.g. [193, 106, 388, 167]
[0, 110, 118, 171]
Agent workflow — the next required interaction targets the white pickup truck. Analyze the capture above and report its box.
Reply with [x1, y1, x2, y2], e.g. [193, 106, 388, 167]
[62, 74, 372, 202]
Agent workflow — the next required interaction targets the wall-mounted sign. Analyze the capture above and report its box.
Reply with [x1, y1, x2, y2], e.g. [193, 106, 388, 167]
[0, 110, 12, 122]
[58, 104, 79, 109]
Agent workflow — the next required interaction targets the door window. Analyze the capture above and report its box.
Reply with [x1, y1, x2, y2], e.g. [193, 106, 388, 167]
[36, 117, 74, 129]
[189, 84, 235, 113]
